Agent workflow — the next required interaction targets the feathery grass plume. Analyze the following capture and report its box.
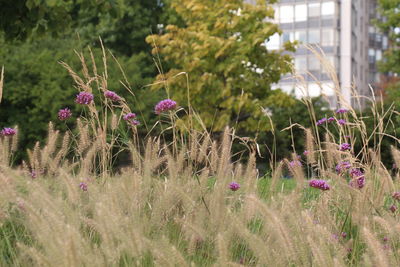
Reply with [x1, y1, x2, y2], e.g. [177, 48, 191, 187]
[390, 146, 400, 170]
[304, 128, 316, 164]
[362, 227, 390, 267]
[111, 113, 118, 131]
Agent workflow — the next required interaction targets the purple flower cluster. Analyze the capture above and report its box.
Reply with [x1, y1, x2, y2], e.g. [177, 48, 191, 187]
[79, 182, 88, 192]
[123, 113, 140, 126]
[75, 92, 94, 105]
[336, 161, 351, 173]
[327, 117, 335, 123]
[338, 119, 346, 125]
[155, 99, 177, 114]
[392, 192, 400, 201]
[349, 168, 365, 189]
[289, 160, 302, 168]
[58, 108, 72, 121]
[229, 182, 240, 191]
[340, 143, 351, 151]
[336, 108, 348, 114]
[309, 179, 330, 191]
[104, 90, 121, 102]
[0, 127, 16, 136]
[316, 118, 327, 126]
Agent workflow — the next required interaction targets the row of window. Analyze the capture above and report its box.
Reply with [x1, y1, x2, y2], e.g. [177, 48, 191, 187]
[273, 82, 336, 99]
[294, 55, 338, 72]
[274, 2, 336, 24]
[265, 29, 337, 50]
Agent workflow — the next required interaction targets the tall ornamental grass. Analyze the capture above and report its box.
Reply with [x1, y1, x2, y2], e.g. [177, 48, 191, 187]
[0, 46, 399, 267]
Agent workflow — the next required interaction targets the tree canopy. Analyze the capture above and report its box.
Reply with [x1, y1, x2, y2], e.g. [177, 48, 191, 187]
[146, 0, 295, 132]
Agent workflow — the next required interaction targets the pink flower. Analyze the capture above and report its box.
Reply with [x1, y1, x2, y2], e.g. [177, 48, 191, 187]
[58, 108, 72, 121]
[229, 182, 240, 191]
[338, 119, 346, 125]
[0, 127, 16, 136]
[75, 92, 94, 105]
[303, 150, 309, 156]
[155, 99, 177, 114]
[104, 90, 121, 102]
[327, 117, 335, 123]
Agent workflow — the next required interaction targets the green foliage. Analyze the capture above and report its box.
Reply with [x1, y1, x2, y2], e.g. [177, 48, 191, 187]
[0, 36, 156, 160]
[0, 0, 117, 40]
[75, 0, 163, 56]
[376, 0, 400, 74]
[146, 0, 295, 132]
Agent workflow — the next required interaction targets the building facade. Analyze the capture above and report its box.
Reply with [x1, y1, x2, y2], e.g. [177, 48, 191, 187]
[265, 0, 387, 108]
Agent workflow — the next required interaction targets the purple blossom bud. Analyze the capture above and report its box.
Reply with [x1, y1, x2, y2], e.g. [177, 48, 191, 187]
[155, 99, 177, 114]
[0, 127, 17, 136]
[390, 204, 397, 213]
[104, 90, 121, 102]
[309, 179, 330, 191]
[79, 182, 88, 192]
[383, 237, 389, 242]
[341, 232, 347, 238]
[58, 108, 72, 121]
[340, 143, 351, 151]
[229, 182, 240, 191]
[75, 92, 94, 105]
[338, 119, 346, 125]
[327, 117, 335, 123]
[303, 150, 309, 156]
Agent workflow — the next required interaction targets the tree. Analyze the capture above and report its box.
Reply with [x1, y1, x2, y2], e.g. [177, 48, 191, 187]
[146, 0, 295, 132]
[376, 0, 400, 75]
[0, 0, 118, 40]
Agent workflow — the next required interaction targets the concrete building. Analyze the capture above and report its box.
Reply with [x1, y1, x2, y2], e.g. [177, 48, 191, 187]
[265, 0, 387, 108]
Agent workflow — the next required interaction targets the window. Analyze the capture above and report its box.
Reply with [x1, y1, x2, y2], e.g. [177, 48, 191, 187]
[282, 31, 294, 43]
[295, 4, 307, 22]
[383, 36, 388, 49]
[376, 50, 382, 61]
[321, 2, 335, 16]
[308, 30, 320, 44]
[322, 29, 334, 46]
[326, 56, 336, 68]
[280, 5, 294, 23]
[368, 49, 375, 63]
[265, 33, 280, 50]
[308, 83, 321, 97]
[295, 57, 307, 71]
[308, 3, 320, 18]
[308, 55, 320, 71]
[295, 31, 307, 43]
